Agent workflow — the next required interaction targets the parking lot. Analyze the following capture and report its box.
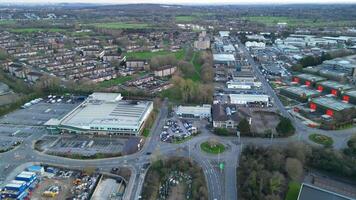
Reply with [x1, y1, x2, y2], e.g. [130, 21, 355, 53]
[42, 135, 141, 156]
[0, 100, 80, 126]
[160, 118, 198, 143]
[0, 125, 46, 152]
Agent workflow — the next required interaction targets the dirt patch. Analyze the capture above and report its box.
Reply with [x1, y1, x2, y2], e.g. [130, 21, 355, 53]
[0, 92, 22, 106]
[251, 111, 280, 134]
[31, 176, 75, 200]
[167, 184, 186, 200]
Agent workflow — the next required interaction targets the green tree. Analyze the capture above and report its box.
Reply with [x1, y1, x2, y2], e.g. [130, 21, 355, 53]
[276, 117, 295, 136]
[239, 118, 251, 135]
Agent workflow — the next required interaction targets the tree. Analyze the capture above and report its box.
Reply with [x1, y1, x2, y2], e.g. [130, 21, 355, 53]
[239, 118, 251, 135]
[285, 157, 303, 181]
[117, 47, 122, 56]
[201, 63, 214, 83]
[276, 117, 295, 136]
[0, 49, 9, 60]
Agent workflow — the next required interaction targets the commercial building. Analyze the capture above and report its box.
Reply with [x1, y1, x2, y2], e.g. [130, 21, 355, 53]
[212, 104, 250, 129]
[213, 54, 236, 67]
[226, 80, 262, 90]
[316, 80, 353, 96]
[280, 86, 321, 102]
[176, 104, 211, 119]
[292, 74, 327, 87]
[229, 94, 270, 105]
[45, 92, 153, 136]
[297, 183, 354, 200]
[1, 180, 29, 199]
[309, 97, 355, 121]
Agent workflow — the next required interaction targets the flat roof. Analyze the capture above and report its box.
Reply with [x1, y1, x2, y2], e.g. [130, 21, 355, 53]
[296, 73, 326, 82]
[5, 180, 27, 188]
[282, 86, 320, 96]
[56, 93, 152, 130]
[298, 183, 353, 200]
[176, 105, 211, 115]
[344, 90, 356, 98]
[319, 80, 353, 91]
[213, 54, 236, 62]
[16, 171, 36, 179]
[312, 97, 354, 111]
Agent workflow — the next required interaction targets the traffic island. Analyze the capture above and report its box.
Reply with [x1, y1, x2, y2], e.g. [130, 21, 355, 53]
[200, 140, 226, 154]
[309, 133, 333, 147]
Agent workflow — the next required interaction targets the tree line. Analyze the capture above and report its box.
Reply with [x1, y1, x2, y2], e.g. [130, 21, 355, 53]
[238, 142, 356, 200]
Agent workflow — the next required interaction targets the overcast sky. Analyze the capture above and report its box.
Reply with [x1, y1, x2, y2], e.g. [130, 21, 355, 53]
[2, 0, 356, 4]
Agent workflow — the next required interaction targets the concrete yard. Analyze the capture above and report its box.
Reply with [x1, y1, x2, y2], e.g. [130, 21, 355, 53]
[0, 101, 80, 126]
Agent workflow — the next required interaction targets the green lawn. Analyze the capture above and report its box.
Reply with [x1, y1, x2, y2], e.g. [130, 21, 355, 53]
[285, 182, 301, 200]
[90, 22, 151, 29]
[309, 133, 333, 147]
[191, 52, 202, 82]
[175, 15, 197, 22]
[99, 72, 147, 88]
[0, 20, 16, 25]
[10, 28, 66, 33]
[173, 136, 193, 144]
[200, 141, 225, 154]
[125, 49, 184, 60]
[246, 16, 356, 27]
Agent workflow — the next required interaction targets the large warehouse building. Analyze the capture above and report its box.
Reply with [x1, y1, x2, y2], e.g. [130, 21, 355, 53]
[292, 73, 327, 87]
[316, 80, 353, 97]
[229, 93, 270, 105]
[309, 97, 355, 121]
[45, 92, 153, 136]
[175, 104, 211, 119]
[280, 86, 321, 102]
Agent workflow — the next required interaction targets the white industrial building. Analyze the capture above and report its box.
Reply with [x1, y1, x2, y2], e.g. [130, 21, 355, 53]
[229, 94, 270, 105]
[45, 92, 153, 136]
[176, 104, 211, 119]
[226, 80, 262, 89]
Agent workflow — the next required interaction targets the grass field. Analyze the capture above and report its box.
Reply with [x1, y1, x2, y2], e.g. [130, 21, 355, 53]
[125, 49, 184, 60]
[10, 28, 66, 33]
[285, 182, 301, 200]
[99, 71, 147, 87]
[186, 52, 202, 82]
[309, 133, 333, 147]
[246, 16, 356, 27]
[90, 22, 151, 29]
[200, 141, 225, 154]
[0, 20, 16, 25]
[175, 15, 197, 22]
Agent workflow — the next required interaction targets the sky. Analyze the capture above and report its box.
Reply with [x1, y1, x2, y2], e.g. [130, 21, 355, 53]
[2, 0, 356, 4]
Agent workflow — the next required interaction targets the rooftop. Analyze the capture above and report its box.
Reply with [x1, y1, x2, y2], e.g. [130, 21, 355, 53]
[282, 86, 320, 96]
[213, 54, 236, 62]
[55, 93, 152, 130]
[312, 97, 354, 111]
[298, 183, 354, 200]
[319, 80, 353, 91]
[344, 90, 356, 98]
[296, 73, 326, 82]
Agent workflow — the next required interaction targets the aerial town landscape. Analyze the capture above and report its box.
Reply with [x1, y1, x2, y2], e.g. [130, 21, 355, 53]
[0, 1, 356, 200]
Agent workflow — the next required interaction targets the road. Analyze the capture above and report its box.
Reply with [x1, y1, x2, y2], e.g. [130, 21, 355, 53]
[0, 99, 232, 200]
